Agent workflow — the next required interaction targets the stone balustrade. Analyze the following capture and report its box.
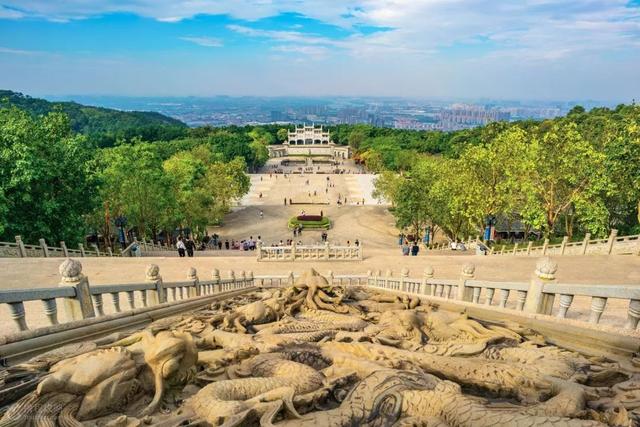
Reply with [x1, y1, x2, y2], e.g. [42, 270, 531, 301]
[0, 235, 176, 258]
[365, 257, 640, 330]
[2, 256, 638, 362]
[0, 259, 253, 333]
[428, 229, 640, 256]
[257, 241, 363, 261]
[0, 235, 100, 258]
[254, 272, 368, 287]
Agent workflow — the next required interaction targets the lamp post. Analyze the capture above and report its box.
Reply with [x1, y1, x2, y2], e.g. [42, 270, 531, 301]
[114, 215, 127, 249]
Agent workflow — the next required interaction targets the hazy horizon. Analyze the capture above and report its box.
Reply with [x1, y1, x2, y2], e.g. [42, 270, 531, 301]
[28, 93, 630, 106]
[1, 1, 639, 101]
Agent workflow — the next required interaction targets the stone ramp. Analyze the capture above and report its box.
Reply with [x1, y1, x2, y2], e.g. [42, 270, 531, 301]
[343, 174, 389, 205]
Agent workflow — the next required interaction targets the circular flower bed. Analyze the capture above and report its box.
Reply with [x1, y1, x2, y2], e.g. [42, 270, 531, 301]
[288, 215, 331, 230]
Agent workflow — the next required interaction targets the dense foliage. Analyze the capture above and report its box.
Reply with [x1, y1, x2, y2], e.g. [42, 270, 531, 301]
[0, 100, 254, 246]
[0, 106, 98, 244]
[0, 90, 188, 147]
[371, 105, 640, 241]
[1, 90, 638, 247]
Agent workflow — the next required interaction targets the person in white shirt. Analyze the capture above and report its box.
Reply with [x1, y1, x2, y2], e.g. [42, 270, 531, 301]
[176, 237, 186, 257]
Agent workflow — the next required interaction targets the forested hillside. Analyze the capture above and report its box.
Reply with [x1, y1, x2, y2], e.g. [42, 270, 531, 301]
[0, 90, 188, 147]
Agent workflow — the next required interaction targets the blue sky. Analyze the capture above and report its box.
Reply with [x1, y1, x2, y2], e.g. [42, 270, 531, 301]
[0, 1, 639, 100]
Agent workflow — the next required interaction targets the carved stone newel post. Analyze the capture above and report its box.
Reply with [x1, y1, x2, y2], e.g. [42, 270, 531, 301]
[523, 257, 557, 315]
[457, 263, 475, 301]
[145, 264, 165, 305]
[59, 259, 95, 321]
[423, 266, 434, 295]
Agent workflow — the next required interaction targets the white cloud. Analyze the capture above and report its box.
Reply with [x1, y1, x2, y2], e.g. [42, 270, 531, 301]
[180, 36, 224, 47]
[3, 1, 639, 64]
[0, 46, 45, 55]
[1, 0, 640, 99]
[271, 44, 330, 59]
[0, 5, 24, 19]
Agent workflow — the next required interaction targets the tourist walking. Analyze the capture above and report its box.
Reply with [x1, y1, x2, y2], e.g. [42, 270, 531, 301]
[185, 237, 195, 257]
[177, 237, 186, 257]
[402, 242, 410, 256]
[411, 242, 420, 256]
[259, 210, 264, 219]
[225, 239, 230, 250]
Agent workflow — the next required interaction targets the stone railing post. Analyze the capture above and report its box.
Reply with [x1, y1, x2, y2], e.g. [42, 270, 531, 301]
[457, 263, 475, 301]
[212, 269, 221, 292]
[59, 259, 95, 321]
[247, 271, 254, 288]
[107, 247, 113, 257]
[422, 266, 434, 295]
[257, 241, 263, 261]
[240, 271, 247, 288]
[581, 233, 591, 255]
[526, 241, 533, 255]
[145, 264, 165, 305]
[78, 243, 86, 257]
[92, 243, 101, 257]
[384, 269, 392, 289]
[371, 269, 378, 287]
[15, 235, 27, 258]
[607, 229, 618, 254]
[400, 268, 409, 292]
[60, 241, 69, 257]
[291, 241, 297, 261]
[523, 257, 557, 315]
[39, 238, 50, 258]
[542, 238, 549, 255]
[560, 236, 569, 255]
[228, 270, 236, 291]
[512, 242, 518, 255]
[358, 242, 363, 260]
[589, 297, 608, 324]
[625, 300, 640, 330]
[187, 267, 199, 297]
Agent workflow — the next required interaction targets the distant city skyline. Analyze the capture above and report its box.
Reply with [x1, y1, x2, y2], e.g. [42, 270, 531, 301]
[1, 1, 639, 101]
[38, 93, 604, 130]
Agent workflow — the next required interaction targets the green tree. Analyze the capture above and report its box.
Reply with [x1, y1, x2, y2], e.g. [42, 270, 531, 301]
[453, 128, 530, 233]
[527, 122, 611, 237]
[0, 106, 98, 244]
[248, 128, 272, 171]
[163, 147, 210, 233]
[372, 171, 403, 207]
[276, 128, 289, 143]
[201, 157, 250, 225]
[98, 141, 175, 239]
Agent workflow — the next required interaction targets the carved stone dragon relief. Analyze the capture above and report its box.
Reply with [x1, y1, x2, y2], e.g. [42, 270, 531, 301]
[0, 268, 637, 426]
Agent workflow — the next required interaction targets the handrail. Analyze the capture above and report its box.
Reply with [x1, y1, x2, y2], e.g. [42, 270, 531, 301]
[0, 260, 255, 334]
[0, 287, 76, 303]
[429, 229, 640, 256]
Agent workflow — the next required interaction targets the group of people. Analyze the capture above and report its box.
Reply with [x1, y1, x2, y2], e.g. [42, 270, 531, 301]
[398, 234, 421, 256]
[176, 234, 268, 257]
[401, 241, 421, 256]
[176, 236, 197, 257]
